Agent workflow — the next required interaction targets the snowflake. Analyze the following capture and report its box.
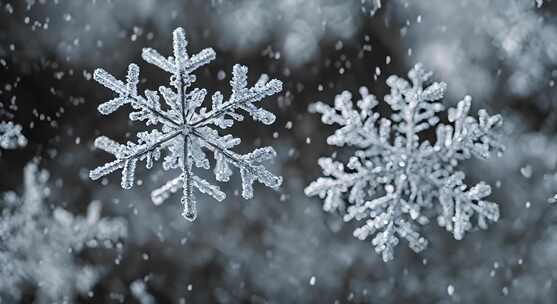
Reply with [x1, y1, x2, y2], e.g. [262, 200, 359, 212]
[305, 64, 504, 262]
[361, 0, 382, 16]
[130, 280, 156, 304]
[89, 27, 283, 221]
[0, 163, 127, 303]
[0, 121, 27, 151]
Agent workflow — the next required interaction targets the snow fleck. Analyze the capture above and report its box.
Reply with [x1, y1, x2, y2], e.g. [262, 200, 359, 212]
[447, 284, 455, 296]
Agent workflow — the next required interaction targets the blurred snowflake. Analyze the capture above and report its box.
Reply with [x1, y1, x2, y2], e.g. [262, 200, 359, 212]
[0, 121, 27, 152]
[130, 280, 156, 304]
[90, 27, 283, 221]
[399, 0, 557, 100]
[305, 64, 505, 262]
[212, 0, 365, 66]
[0, 163, 127, 303]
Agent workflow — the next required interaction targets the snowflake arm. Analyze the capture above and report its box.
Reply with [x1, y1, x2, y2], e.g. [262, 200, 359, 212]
[305, 64, 504, 261]
[89, 27, 283, 221]
[438, 172, 499, 240]
[192, 127, 282, 195]
[93, 64, 181, 128]
[433, 96, 504, 162]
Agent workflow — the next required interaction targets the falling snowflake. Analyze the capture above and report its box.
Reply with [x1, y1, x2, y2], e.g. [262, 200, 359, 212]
[89, 27, 283, 221]
[0, 163, 127, 303]
[0, 121, 27, 152]
[305, 64, 504, 262]
[361, 0, 382, 16]
[130, 280, 156, 304]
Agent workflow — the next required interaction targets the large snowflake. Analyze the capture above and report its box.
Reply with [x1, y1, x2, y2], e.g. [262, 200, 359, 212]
[305, 64, 504, 262]
[0, 163, 127, 303]
[89, 27, 283, 221]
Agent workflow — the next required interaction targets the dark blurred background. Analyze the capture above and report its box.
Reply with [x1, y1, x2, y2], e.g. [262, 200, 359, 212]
[2, 0, 557, 303]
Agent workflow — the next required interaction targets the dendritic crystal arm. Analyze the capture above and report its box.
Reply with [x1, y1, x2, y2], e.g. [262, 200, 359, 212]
[437, 172, 499, 240]
[192, 128, 282, 196]
[93, 64, 182, 128]
[304, 157, 379, 212]
[89, 130, 180, 189]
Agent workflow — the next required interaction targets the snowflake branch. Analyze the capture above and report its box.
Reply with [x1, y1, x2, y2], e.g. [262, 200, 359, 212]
[181, 136, 196, 221]
[191, 75, 282, 128]
[192, 128, 281, 198]
[89, 129, 182, 184]
[151, 174, 226, 206]
[94, 66, 182, 128]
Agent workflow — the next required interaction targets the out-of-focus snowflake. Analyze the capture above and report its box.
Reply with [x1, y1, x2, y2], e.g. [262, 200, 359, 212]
[0, 121, 27, 152]
[90, 27, 283, 221]
[212, 0, 365, 65]
[0, 163, 127, 303]
[130, 280, 156, 304]
[396, 0, 557, 100]
[305, 64, 505, 262]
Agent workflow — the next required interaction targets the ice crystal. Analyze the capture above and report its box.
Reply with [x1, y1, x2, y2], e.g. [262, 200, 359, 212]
[305, 64, 504, 262]
[0, 163, 127, 303]
[89, 27, 283, 221]
[0, 121, 27, 151]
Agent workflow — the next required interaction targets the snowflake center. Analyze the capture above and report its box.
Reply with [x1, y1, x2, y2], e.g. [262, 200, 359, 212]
[182, 125, 193, 136]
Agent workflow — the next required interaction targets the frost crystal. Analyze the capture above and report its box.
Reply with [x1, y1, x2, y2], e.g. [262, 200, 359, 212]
[0, 121, 27, 151]
[0, 163, 127, 303]
[89, 27, 283, 221]
[305, 64, 504, 262]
